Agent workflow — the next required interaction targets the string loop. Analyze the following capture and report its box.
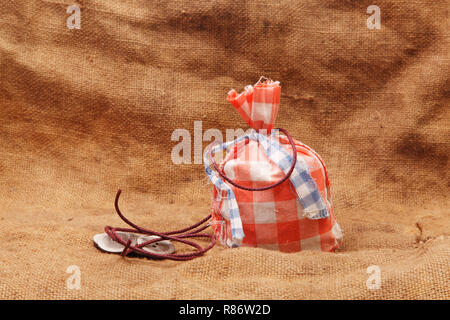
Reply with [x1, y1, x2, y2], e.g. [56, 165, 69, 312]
[104, 189, 215, 261]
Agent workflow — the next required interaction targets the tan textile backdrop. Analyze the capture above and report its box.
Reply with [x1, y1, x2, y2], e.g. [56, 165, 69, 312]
[0, 0, 449, 299]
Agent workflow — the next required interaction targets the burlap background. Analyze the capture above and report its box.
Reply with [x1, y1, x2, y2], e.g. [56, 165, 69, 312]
[0, 0, 448, 299]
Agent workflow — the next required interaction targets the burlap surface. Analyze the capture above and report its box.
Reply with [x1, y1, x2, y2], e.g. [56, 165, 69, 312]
[0, 0, 448, 299]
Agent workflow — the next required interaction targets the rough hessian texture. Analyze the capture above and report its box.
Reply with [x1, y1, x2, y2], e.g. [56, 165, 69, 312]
[0, 0, 448, 299]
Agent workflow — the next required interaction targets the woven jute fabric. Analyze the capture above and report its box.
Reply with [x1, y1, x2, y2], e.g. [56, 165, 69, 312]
[0, 0, 448, 299]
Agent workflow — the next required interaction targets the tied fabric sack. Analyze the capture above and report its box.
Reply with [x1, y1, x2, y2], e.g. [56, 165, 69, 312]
[204, 78, 343, 252]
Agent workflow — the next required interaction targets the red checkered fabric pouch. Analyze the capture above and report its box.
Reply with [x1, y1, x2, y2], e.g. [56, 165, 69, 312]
[204, 78, 342, 252]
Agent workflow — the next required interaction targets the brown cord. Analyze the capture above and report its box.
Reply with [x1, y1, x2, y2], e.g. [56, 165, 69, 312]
[210, 128, 297, 191]
[105, 130, 295, 260]
[104, 189, 215, 261]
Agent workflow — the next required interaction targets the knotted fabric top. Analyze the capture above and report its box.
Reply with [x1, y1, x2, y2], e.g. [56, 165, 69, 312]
[227, 78, 280, 132]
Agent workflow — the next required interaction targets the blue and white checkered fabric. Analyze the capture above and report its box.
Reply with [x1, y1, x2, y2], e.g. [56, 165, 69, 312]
[204, 130, 329, 246]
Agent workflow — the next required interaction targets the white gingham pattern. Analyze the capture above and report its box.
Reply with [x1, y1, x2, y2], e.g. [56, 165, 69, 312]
[227, 80, 280, 131]
[204, 130, 329, 246]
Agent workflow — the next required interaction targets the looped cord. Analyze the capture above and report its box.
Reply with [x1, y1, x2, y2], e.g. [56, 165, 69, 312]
[104, 189, 215, 261]
[210, 128, 297, 192]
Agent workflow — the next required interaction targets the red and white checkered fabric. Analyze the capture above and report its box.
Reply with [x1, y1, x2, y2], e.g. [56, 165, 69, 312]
[210, 79, 342, 252]
[228, 79, 280, 132]
[211, 136, 342, 252]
